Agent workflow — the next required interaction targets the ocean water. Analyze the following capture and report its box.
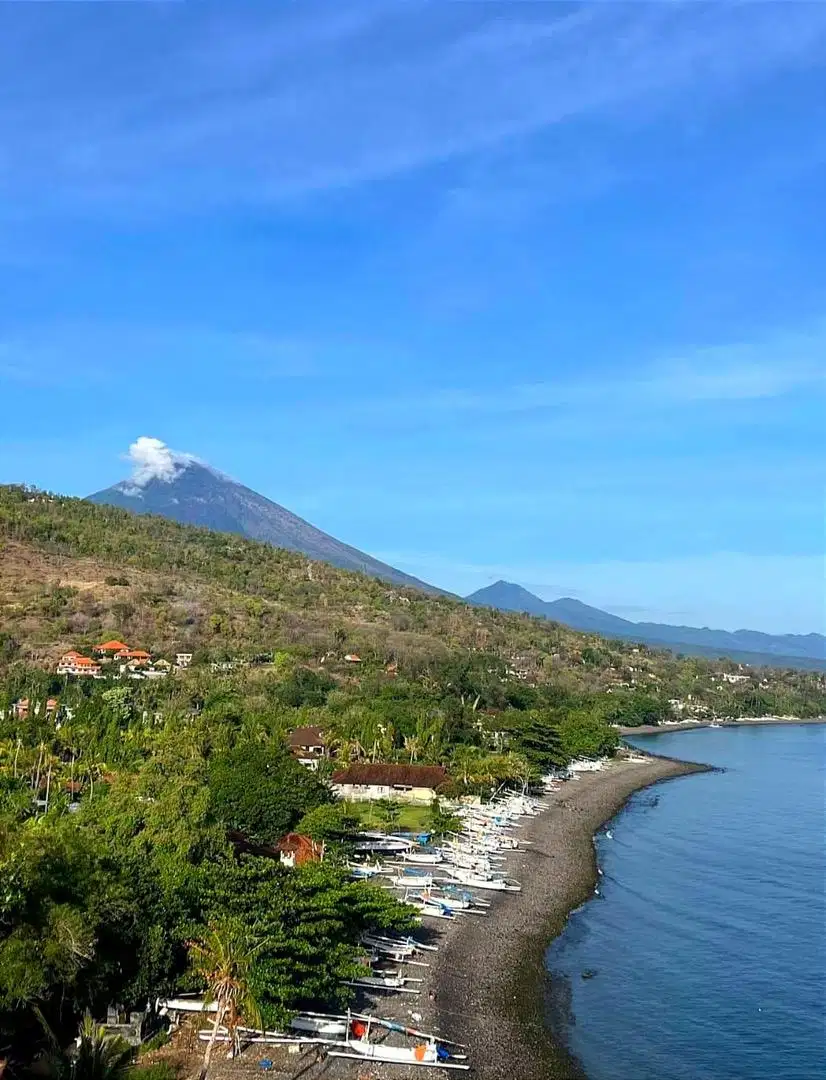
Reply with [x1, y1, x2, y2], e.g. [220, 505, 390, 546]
[546, 724, 826, 1080]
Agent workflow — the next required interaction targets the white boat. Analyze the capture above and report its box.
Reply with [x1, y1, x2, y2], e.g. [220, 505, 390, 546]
[290, 1015, 349, 1037]
[402, 849, 443, 865]
[156, 996, 218, 1015]
[345, 975, 421, 993]
[443, 867, 521, 892]
[348, 862, 385, 879]
[327, 1037, 469, 1069]
[325, 1013, 469, 1070]
[390, 872, 435, 888]
[407, 899, 456, 920]
[361, 932, 438, 954]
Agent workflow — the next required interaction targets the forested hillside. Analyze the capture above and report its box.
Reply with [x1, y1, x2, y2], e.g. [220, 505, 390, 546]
[0, 484, 824, 1066]
[1, 485, 824, 719]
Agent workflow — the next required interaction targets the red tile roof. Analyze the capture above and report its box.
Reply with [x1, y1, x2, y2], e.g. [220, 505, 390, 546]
[275, 833, 324, 865]
[96, 640, 128, 652]
[331, 764, 448, 789]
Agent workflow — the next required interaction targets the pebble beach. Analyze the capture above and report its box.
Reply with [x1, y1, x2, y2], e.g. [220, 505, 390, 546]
[156, 753, 709, 1079]
[423, 754, 710, 1080]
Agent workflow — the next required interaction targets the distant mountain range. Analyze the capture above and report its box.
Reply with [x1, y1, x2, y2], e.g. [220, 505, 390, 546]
[88, 458, 439, 594]
[466, 581, 826, 668]
[88, 444, 823, 670]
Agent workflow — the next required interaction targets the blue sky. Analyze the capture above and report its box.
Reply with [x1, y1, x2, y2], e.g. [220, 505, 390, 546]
[1, 2, 824, 634]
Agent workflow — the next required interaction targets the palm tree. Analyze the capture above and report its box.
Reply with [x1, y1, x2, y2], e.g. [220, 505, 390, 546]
[451, 745, 487, 787]
[188, 919, 263, 1076]
[402, 735, 421, 764]
[40, 1014, 132, 1080]
[72, 1016, 133, 1080]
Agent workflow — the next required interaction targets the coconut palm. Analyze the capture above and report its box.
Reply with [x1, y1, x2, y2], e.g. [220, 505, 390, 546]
[39, 1014, 132, 1080]
[72, 1015, 133, 1080]
[402, 735, 421, 764]
[188, 919, 263, 1076]
[450, 745, 488, 787]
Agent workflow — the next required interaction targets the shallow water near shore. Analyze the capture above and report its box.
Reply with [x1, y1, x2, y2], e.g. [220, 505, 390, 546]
[545, 725, 826, 1080]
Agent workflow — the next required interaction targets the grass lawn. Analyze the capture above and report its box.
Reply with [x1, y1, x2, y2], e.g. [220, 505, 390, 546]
[344, 800, 431, 833]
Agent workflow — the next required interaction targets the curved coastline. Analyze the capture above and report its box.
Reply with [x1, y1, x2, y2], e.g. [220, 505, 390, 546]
[616, 714, 826, 737]
[427, 755, 711, 1080]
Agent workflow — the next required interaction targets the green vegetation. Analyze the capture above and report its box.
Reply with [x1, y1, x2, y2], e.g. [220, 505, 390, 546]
[0, 484, 823, 1067]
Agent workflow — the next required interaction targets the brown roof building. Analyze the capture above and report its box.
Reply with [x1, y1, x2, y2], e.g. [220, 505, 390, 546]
[287, 726, 328, 771]
[275, 833, 324, 867]
[331, 764, 448, 804]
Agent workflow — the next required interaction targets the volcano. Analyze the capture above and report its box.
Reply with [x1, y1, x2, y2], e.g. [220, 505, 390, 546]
[88, 440, 439, 593]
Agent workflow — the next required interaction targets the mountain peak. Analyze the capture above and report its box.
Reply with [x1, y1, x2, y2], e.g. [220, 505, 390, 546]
[464, 581, 825, 667]
[89, 439, 442, 595]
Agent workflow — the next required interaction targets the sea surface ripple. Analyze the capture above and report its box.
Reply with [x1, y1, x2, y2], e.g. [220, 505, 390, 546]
[545, 724, 826, 1080]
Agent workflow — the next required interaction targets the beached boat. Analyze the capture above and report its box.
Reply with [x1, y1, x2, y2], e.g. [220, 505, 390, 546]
[407, 899, 457, 920]
[345, 974, 421, 993]
[361, 932, 438, 954]
[290, 1014, 349, 1037]
[402, 849, 444, 865]
[442, 866, 521, 892]
[348, 862, 385, 879]
[325, 1014, 469, 1070]
[327, 1037, 469, 1069]
[389, 871, 435, 888]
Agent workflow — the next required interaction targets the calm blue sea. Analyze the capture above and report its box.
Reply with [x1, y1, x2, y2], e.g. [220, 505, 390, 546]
[546, 724, 826, 1080]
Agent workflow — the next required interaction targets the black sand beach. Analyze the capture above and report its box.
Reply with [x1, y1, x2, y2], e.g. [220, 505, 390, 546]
[158, 754, 708, 1079]
[423, 755, 709, 1080]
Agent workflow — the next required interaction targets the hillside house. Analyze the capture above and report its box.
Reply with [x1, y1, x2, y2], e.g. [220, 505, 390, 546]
[331, 764, 448, 804]
[116, 648, 150, 664]
[95, 640, 128, 656]
[275, 833, 324, 867]
[288, 725, 328, 770]
[344, 654, 362, 664]
[175, 652, 193, 668]
[57, 652, 101, 677]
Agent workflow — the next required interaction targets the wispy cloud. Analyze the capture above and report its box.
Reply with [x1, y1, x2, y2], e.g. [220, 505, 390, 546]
[0, 322, 326, 388]
[322, 321, 826, 423]
[3, 2, 826, 214]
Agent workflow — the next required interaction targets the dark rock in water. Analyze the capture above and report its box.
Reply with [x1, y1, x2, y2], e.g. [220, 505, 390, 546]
[581, 969, 598, 980]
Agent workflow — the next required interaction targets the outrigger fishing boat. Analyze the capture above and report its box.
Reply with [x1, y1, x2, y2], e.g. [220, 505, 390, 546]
[345, 973, 422, 993]
[326, 1013, 470, 1070]
[360, 931, 438, 954]
[442, 864, 522, 892]
[401, 848, 444, 865]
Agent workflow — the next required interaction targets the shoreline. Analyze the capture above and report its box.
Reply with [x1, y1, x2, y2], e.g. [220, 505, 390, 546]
[426, 754, 710, 1080]
[165, 755, 712, 1078]
[616, 714, 826, 736]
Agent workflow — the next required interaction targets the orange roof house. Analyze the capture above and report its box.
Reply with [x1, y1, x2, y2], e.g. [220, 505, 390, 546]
[95, 640, 129, 655]
[115, 648, 150, 663]
[57, 654, 101, 676]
